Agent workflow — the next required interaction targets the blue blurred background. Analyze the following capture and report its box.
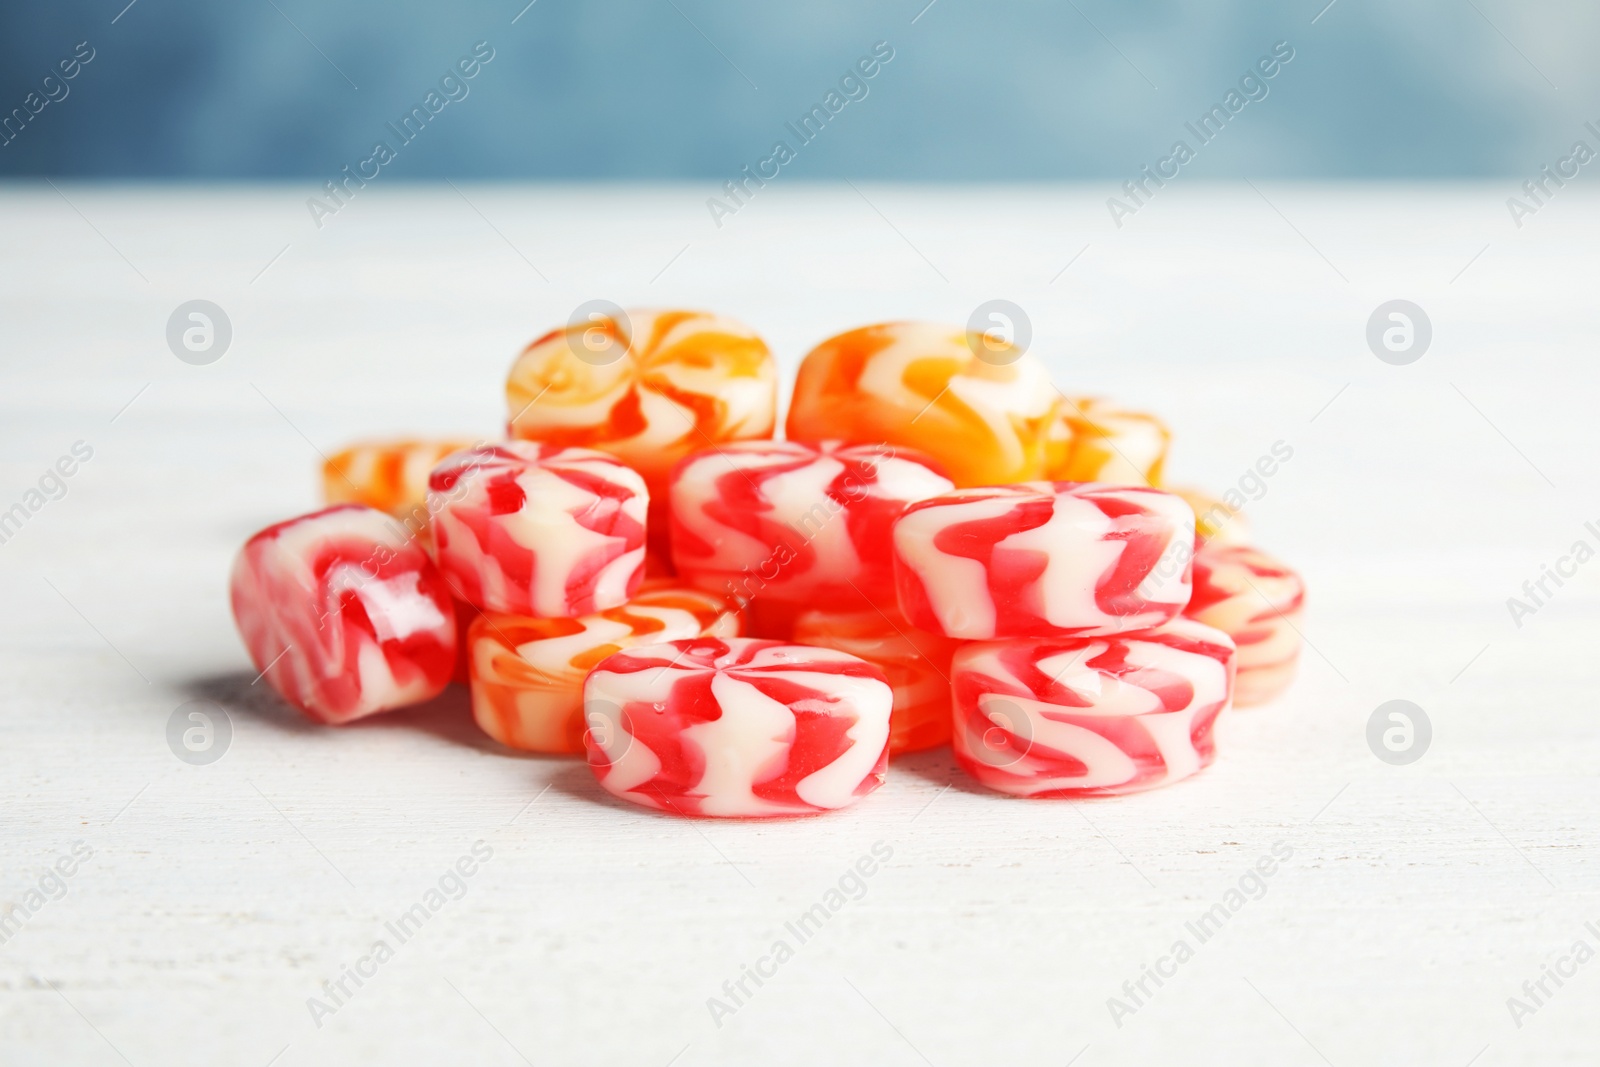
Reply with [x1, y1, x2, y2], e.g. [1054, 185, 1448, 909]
[0, 0, 1587, 179]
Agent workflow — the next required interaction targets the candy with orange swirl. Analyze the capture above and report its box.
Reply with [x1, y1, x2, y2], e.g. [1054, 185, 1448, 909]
[505, 308, 778, 565]
[230, 505, 457, 724]
[323, 438, 479, 520]
[670, 439, 953, 618]
[427, 442, 647, 617]
[785, 322, 1059, 488]
[951, 617, 1235, 797]
[1184, 544, 1304, 707]
[791, 608, 958, 754]
[468, 582, 741, 753]
[1172, 486, 1252, 548]
[1046, 397, 1170, 486]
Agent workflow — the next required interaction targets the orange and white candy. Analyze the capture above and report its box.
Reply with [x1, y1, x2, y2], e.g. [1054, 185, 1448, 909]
[322, 438, 478, 519]
[785, 321, 1059, 488]
[505, 308, 778, 565]
[468, 582, 741, 753]
[1046, 397, 1169, 486]
[1171, 486, 1252, 547]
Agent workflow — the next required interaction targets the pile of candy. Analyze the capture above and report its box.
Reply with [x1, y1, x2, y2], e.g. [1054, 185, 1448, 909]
[231, 312, 1305, 817]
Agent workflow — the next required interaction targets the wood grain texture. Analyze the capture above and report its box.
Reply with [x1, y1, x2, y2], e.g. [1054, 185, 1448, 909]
[2, 184, 1597, 1066]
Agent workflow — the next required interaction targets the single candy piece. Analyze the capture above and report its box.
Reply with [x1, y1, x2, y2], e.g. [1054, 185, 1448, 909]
[894, 482, 1194, 640]
[1045, 397, 1170, 486]
[427, 442, 647, 617]
[505, 308, 778, 568]
[1185, 545, 1304, 707]
[791, 608, 958, 754]
[229, 505, 457, 724]
[951, 617, 1236, 797]
[785, 322, 1059, 488]
[468, 582, 742, 753]
[1171, 486, 1252, 548]
[323, 438, 480, 521]
[670, 440, 953, 617]
[583, 637, 892, 817]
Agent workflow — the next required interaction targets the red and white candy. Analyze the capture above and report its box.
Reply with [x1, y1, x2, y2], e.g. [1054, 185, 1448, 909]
[893, 482, 1194, 640]
[670, 440, 953, 616]
[229, 505, 458, 724]
[427, 442, 647, 617]
[1185, 544, 1304, 707]
[582, 637, 892, 817]
[951, 617, 1236, 797]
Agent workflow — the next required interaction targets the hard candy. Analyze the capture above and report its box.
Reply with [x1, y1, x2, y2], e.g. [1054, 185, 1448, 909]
[230, 505, 457, 724]
[583, 637, 892, 817]
[427, 442, 647, 617]
[1185, 544, 1304, 707]
[1046, 397, 1169, 486]
[951, 617, 1236, 796]
[894, 482, 1194, 640]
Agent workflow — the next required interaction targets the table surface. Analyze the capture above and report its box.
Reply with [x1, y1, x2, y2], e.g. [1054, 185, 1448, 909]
[2, 182, 1597, 1067]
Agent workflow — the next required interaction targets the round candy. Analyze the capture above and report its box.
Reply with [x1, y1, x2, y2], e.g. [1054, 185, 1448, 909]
[505, 308, 777, 567]
[893, 482, 1195, 640]
[427, 442, 647, 617]
[951, 617, 1236, 797]
[323, 438, 479, 520]
[785, 322, 1059, 488]
[468, 582, 742, 753]
[1185, 544, 1304, 707]
[791, 608, 958, 754]
[582, 637, 892, 818]
[1046, 397, 1169, 486]
[229, 505, 457, 724]
[670, 440, 953, 617]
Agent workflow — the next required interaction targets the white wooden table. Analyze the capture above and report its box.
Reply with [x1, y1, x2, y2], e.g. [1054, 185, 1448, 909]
[2, 183, 1597, 1066]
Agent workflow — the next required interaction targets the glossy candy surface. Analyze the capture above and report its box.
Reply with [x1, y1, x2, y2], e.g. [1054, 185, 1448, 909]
[468, 582, 742, 753]
[230, 505, 457, 724]
[1185, 544, 1304, 707]
[427, 442, 647, 617]
[323, 438, 478, 520]
[505, 308, 778, 567]
[785, 322, 1059, 488]
[791, 608, 958, 754]
[583, 637, 892, 817]
[1046, 397, 1170, 487]
[893, 482, 1195, 640]
[951, 617, 1236, 796]
[670, 439, 953, 616]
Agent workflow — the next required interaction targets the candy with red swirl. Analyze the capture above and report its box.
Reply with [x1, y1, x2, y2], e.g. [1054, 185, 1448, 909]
[785, 321, 1059, 488]
[583, 637, 892, 817]
[1184, 544, 1304, 707]
[468, 582, 742, 753]
[229, 505, 458, 724]
[427, 442, 647, 617]
[506, 308, 777, 568]
[671, 439, 953, 616]
[791, 608, 958, 754]
[893, 482, 1194, 640]
[951, 617, 1236, 797]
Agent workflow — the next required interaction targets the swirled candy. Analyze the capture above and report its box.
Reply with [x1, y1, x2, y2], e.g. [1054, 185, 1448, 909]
[1046, 397, 1170, 486]
[230, 505, 457, 724]
[427, 442, 647, 617]
[583, 637, 892, 817]
[322, 438, 478, 520]
[505, 308, 778, 566]
[791, 608, 958, 754]
[468, 583, 742, 753]
[671, 440, 953, 619]
[951, 617, 1236, 797]
[1185, 545, 1304, 707]
[893, 482, 1194, 640]
[1172, 486, 1252, 548]
[785, 322, 1059, 488]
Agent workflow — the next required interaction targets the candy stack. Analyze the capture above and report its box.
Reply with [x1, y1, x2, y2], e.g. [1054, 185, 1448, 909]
[229, 310, 1305, 816]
